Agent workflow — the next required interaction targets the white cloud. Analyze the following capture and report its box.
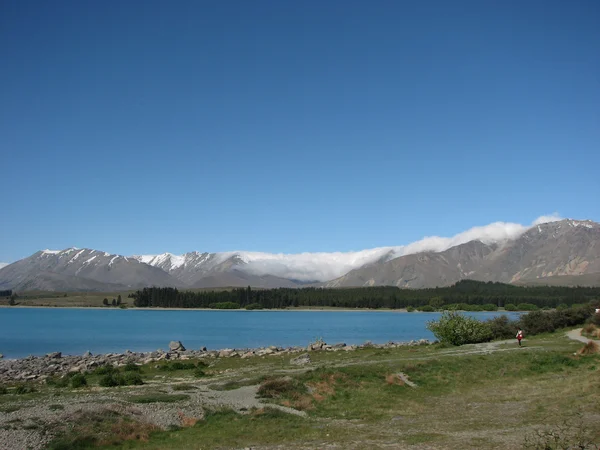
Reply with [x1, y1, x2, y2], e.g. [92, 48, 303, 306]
[0, 263, 8, 270]
[532, 213, 562, 225]
[235, 214, 564, 281]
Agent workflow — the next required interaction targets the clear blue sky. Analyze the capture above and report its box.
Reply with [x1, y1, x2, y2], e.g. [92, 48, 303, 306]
[1, 0, 599, 262]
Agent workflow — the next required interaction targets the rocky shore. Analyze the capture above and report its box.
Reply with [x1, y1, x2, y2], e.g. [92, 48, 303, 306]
[0, 338, 432, 383]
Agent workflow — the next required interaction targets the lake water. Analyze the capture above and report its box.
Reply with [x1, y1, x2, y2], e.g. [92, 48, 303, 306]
[0, 308, 521, 359]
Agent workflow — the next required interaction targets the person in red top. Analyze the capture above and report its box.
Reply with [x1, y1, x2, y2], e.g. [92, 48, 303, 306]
[516, 329, 524, 347]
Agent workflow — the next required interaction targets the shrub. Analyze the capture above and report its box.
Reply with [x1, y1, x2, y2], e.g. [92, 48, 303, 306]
[208, 302, 240, 310]
[193, 368, 206, 378]
[122, 372, 144, 386]
[505, 303, 517, 311]
[418, 305, 435, 312]
[123, 363, 142, 372]
[406, 306, 415, 312]
[160, 361, 196, 371]
[519, 310, 554, 334]
[556, 303, 569, 310]
[485, 315, 518, 340]
[70, 374, 87, 388]
[481, 303, 498, 311]
[257, 378, 298, 398]
[518, 305, 594, 336]
[517, 303, 539, 311]
[245, 303, 263, 310]
[99, 374, 123, 387]
[0, 385, 6, 395]
[94, 364, 118, 375]
[427, 311, 493, 346]
[577, 341, 599, 356]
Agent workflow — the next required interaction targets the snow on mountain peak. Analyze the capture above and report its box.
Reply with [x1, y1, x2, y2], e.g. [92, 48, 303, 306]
[130, 214, 577, 282]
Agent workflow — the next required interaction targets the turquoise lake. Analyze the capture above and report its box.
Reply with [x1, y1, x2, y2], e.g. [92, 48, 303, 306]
[0, 309, 521, 359]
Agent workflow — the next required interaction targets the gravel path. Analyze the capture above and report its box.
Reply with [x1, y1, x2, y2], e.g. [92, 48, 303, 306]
[565, 328, 600, 344]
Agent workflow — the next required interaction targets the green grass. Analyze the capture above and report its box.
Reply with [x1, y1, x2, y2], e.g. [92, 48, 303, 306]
[8, 329, 600, 450]
[126, 394, 190, 404]
[112, 408, 332, 450]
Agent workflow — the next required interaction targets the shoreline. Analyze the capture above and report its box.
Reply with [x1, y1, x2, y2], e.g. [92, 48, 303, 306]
[0, 305, 514, 313]
[0, 305, 412, 312]
[0, 337, 433, 379]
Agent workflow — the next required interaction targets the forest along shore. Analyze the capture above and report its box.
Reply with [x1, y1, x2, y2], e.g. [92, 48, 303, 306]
[0, 338, 432, 382]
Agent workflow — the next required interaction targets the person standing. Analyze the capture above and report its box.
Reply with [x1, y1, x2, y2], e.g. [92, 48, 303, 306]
[516, 329, 524, 347]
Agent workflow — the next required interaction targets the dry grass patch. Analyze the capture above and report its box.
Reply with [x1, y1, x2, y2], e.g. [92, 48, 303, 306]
[583, 323, 596, 335]
[577, 341, 599, 356]
[47, 409, 160, 449]
[385, 374, 406, 386]
[178, 411, 200, 427]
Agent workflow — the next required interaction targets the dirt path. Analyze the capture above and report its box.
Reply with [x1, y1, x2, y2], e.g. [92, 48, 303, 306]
[566, 328, 600, 344]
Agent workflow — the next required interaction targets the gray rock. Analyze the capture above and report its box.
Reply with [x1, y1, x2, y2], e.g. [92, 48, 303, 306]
[0, 353, 3, 359]
[169, 341, 186, 352]
[46, 352, 62, 359]
[83, 350, 92, 357]
[290, 353, 311, 365]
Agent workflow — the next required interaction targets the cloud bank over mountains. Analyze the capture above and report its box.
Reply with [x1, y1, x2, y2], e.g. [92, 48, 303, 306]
[0, 214, 564, 284]
[233, 214, 564, 281]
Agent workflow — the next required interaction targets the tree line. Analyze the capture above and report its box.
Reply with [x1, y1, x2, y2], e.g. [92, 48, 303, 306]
[0, 290, 12, 298]
[130, 280, 600, 309]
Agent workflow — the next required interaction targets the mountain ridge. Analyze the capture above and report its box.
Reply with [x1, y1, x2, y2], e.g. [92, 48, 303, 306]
[1, 219, 598, 291]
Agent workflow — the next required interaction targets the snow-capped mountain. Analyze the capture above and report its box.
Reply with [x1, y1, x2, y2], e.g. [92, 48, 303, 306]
[326, 219, 600, 288]
[1, 218, 599, 292]
[0, 248, 181, 292]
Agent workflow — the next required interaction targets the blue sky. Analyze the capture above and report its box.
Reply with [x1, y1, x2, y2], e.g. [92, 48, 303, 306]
[1, 0, 599, 263]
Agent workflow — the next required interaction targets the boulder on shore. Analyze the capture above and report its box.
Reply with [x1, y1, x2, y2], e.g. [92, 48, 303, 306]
[46, 352, 62, 359]
[169, 341, 186, 352]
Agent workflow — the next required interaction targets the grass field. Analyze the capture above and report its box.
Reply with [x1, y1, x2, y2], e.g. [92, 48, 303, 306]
[2, 329, 599, 449]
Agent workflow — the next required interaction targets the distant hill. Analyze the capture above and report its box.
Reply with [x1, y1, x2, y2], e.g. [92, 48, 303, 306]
[0, 249, 181, 292]
[1, 219, 598, 292]
[326, 220, 600, 288]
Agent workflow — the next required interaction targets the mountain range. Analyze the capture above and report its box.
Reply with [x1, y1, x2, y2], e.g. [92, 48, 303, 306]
[1, 219, 599, 292]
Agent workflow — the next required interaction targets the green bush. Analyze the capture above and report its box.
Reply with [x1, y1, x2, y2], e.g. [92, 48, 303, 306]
[0, 385, 7, 395]
[158, 361, 197, 372]
[70, 374, 87, 388]
[517, 303, 539, 311]
[406, 306, 415, 312]
[123, 363, 142, 372]
[208, 302, 240, 310]
[505, 303, 517, 311]
[94, 364, 118, 375]
[485, 315, 518, 340]
[194, 368, 206, 378]
[99, 374, 123, 387]
[518, 305, 593, 335]
[418, 305, 435, 312]
[427, 311, 493, 346]
[481, 303, 498, 311]
[122, 372, 144, 386]
[245, 303, 263, 310]
[556, 303, 569, 310]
